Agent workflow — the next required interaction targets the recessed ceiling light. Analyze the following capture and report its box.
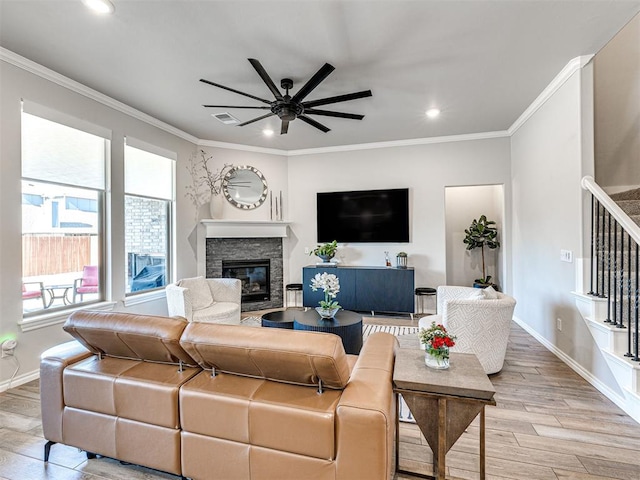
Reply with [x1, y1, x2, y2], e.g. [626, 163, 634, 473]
[82, 0, 115, 14]
[263, 129, 274, 137]
[425, 108, 440, 119]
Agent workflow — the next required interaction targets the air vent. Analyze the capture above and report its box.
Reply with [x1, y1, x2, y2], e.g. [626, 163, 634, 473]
[211, 112, 240, 125]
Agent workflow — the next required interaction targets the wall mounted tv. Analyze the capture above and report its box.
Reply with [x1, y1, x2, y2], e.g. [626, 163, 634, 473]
[317, 188, 409, 243]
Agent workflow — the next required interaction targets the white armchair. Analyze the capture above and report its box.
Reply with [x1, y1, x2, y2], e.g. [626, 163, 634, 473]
[165, 277, 241, 325]
[418, 285, 516, 374]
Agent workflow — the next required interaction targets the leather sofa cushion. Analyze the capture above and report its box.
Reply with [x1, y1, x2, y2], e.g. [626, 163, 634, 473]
[180, 323, 351, 389]
[64, 355, 199, 428]
[181, 371, 341, 460]
[63, 310, 196, 366]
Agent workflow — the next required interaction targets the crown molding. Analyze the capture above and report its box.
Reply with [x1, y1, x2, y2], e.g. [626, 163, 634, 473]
[197, 139, 288, 156]
[286, 131, 510, 156]
[508, 55, 594, 135]
[0, 47, 199, 144]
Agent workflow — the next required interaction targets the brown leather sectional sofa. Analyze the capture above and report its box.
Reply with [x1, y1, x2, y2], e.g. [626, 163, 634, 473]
[40, 310, 398, 480]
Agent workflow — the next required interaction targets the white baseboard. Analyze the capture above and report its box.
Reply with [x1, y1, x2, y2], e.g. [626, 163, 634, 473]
[511, 316, 631, 417]
[0, 368, 39, 393]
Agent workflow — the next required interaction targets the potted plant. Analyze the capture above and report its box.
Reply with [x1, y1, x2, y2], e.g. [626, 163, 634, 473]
[419, 321, 456, 369]
[463, 215, 500, 288]
[310, 240, 338, 263]
[309, 272, 341, 319]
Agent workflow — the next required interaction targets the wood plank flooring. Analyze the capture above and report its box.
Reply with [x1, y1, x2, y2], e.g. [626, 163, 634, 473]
[1, 322, 639, 480]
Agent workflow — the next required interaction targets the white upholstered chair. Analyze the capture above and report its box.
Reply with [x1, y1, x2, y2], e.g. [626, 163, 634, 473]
[165, 277, 241, 324]
[418, 285, 516, 374]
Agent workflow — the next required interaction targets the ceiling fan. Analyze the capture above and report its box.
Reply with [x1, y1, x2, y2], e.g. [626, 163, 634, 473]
[200, 58, 372, 135]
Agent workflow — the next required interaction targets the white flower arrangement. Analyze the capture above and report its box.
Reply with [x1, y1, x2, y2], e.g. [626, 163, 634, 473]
[310, 272, 341, 310]
[185, 149, 233, 219]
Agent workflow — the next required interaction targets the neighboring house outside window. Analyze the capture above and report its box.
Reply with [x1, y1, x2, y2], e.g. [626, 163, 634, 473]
[21, 106, 108, 316]
[124, 139, 175, 295]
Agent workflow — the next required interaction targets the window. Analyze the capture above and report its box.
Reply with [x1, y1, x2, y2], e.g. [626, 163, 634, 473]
[124, 139, 174, 294]
[21, 107, 108, 315]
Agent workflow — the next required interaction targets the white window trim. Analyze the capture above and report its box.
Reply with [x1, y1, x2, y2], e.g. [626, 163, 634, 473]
[18, 301, 117, 332]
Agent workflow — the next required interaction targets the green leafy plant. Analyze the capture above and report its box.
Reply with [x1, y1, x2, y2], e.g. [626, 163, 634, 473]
[309, 240, 338, 258]
[463, 215, 500, 285]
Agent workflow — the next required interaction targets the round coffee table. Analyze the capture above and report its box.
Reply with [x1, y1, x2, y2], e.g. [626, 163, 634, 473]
[261, 309, 363, 354]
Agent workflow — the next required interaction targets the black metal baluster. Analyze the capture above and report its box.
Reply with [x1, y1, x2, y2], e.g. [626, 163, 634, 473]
[618, 227, 626, 329]
[613, 220, 620, 326]
[599, 201, 606, 297]
[589, 195, 595, 295]
[605, 211, 613, 323]
[627, 231, 632, 331]
[634, 242, 639, 362]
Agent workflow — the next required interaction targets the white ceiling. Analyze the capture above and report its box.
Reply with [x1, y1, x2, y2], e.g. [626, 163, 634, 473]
[1, 1, 639, 151]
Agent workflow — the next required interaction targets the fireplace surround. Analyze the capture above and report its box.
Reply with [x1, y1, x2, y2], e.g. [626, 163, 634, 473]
[206, 237, 283, 311]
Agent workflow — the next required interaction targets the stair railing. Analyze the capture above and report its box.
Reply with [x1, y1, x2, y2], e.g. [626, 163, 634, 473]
[581, 175, 639, 362]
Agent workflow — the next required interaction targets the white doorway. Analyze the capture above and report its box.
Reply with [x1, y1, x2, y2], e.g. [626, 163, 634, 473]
[445, 185, 505, 289]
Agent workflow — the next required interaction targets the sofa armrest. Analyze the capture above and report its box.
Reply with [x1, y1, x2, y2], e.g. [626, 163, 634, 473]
[165, 284, 191, 320]
[40, 340, 93, 443]
[335, 333, 397, 480]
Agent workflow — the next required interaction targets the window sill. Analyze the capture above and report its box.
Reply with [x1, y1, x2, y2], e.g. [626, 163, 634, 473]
[123, 289, 166, 307]
[19, 301, 117, 332]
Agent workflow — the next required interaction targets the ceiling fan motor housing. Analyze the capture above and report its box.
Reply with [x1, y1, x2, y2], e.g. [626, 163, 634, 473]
[272, 99, 304, 121]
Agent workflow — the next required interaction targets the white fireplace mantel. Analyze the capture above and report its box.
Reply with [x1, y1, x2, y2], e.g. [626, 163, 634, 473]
[197, 220, 290, 276]
[200, 219, 290, 239]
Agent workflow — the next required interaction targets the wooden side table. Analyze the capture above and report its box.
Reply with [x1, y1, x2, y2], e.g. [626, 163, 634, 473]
[393, 348, 496, 480]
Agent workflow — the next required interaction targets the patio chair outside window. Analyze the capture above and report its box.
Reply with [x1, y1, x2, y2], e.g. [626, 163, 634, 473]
[22, 281, 46, 309]
[73, 266, 99, 303]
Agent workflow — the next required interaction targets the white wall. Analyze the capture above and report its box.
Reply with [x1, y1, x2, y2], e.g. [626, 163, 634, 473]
[510, 62, 620, 394]
[0, 59, 198, 387]
[286, 138, 512, 296]
[445, 185, 504, 288]
[594, 13, 640, 192]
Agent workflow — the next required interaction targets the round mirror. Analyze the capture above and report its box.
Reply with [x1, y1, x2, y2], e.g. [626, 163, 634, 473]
[222, 165, 268, 210]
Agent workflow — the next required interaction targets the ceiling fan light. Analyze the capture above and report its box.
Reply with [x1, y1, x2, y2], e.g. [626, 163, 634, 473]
[263, 129, 274, 137]
[82, 0, 115, 14]
[426, 108, 440, 119]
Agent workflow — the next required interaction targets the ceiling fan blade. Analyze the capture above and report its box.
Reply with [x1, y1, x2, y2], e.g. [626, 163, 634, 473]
[298, 114, 330, 133]
[203, 105, 271, 109]
[291, 63, 335, 103]
[248, 59, 283, 100]
[304, 108, 364, 120]
[302, 90, 372, 108]
[281, 120, 289, 135]
[200, 78, 272, 104]
[237, 112, 275, 127]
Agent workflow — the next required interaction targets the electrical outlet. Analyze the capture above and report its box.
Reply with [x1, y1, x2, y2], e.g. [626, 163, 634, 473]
[1, 339, 17, 358]
[304, 247, 310, 255]
[556, 318, 562, 331]
[560, 250, 573, 263]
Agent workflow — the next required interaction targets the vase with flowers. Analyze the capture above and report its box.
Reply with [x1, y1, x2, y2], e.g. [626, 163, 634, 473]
[418, 321, 456, 369]
[185, 149, 233, 220]
[309, 272, 341, 319]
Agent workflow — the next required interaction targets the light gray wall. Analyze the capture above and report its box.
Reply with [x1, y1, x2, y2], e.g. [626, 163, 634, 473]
[286, 138, 512, 297]
[0, 60, 197, 386]
[594, 13, 640, 192]
[510, 62, 619, 393]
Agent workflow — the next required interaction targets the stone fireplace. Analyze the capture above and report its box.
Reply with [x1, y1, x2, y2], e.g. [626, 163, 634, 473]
[198, 220, 289, 312]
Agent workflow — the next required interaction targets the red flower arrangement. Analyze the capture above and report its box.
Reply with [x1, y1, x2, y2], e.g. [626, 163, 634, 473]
[418, 321, 456, 361]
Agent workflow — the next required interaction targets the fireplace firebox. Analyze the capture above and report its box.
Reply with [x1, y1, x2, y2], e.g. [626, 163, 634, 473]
[222, 259, 270, 303]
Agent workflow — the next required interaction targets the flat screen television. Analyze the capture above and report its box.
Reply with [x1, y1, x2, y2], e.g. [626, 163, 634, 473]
[317, 188, 409, 243]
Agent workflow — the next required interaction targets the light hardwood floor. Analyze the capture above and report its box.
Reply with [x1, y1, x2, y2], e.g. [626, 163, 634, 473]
[1, 322, 639, 480]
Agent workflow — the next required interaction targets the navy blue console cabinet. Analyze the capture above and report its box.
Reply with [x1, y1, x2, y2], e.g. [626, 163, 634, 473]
[302, 266, 415, 314]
